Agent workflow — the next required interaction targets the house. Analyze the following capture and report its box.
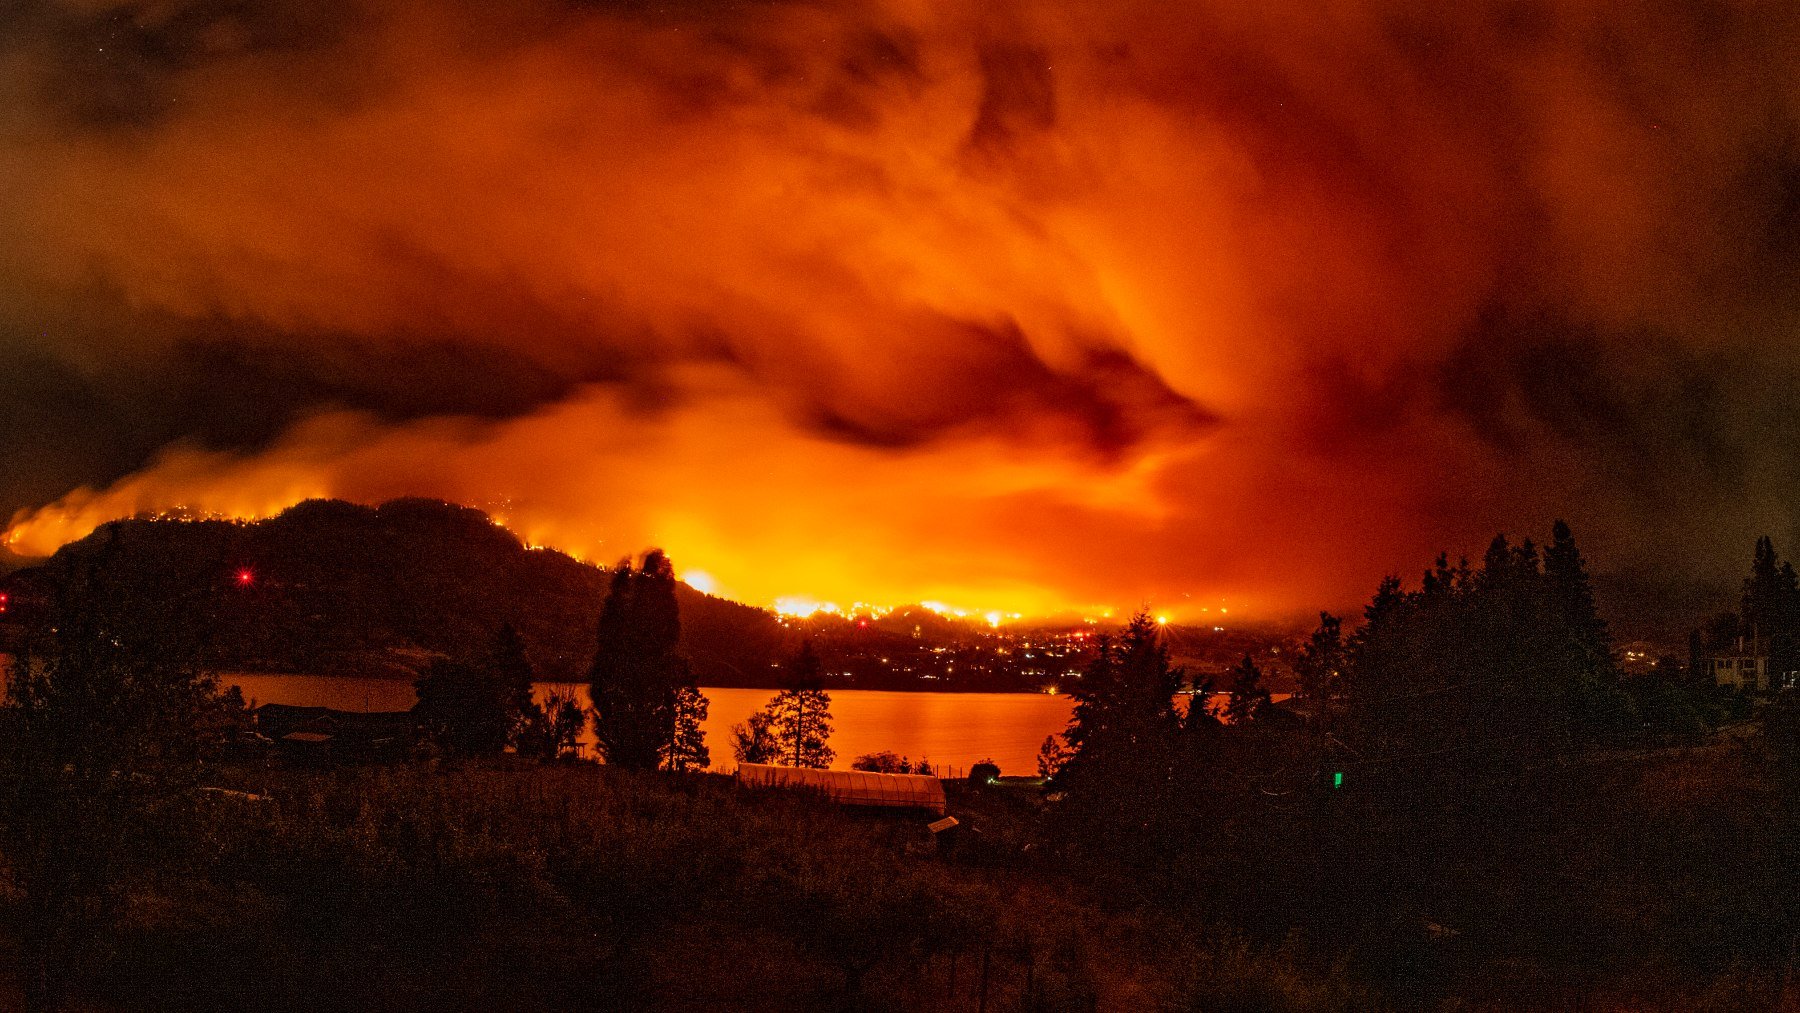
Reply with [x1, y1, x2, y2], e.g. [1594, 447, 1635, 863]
[255, 703, 416, 763]
[1707, 651, 1769, 691]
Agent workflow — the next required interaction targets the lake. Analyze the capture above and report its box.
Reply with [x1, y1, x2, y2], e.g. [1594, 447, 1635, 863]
[223, 674, 1079, 777]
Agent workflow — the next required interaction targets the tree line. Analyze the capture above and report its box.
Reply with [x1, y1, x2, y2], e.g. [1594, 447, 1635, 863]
[1032, 520, 1769, 998]
[412, 549, 845, 774]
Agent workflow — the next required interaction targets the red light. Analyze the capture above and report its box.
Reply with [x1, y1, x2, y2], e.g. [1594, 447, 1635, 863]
[234, 569, 254, 587]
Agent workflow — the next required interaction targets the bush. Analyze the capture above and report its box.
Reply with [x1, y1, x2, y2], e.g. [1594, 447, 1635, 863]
[851, 750, 933, 774]
[968, 760, 1001, 784]
[851, 750, 908, 773]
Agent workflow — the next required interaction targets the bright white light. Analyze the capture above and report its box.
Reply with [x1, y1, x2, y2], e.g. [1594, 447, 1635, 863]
[774, 597, 841, 618]
[682, 570, 718, 595]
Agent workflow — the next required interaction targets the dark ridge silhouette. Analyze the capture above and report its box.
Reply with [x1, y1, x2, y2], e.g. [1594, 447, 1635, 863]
[0, 498, 783, 684]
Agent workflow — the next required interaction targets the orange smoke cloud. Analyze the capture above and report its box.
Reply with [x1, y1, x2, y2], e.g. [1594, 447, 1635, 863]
[5, 0, 1800, 617]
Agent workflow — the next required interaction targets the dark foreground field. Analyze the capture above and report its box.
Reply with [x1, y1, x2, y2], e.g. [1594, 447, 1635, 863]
[0, 741, 1793, 1012]
[0, 759, 1370, 1012]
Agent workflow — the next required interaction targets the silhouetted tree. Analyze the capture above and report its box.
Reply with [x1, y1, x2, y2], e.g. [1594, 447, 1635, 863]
[1294, 613, 1344, 723]
[1739, 536, 1800, 686]
[413, 659, 506, 755]
[730, 710, 778, 765]
[0, 530, 234, 1011]
[852, 750, 922, 774]
[1037, 734, 1073, 780]
[589, 551, 707, 769]
[661, 685, 710, 772]
[413, 623, 536, 756]
[1328, 522, 1655, 976]
[1058, 612, 1182, 766]
[1743, 536, 1788, 640]
[519, 689, 586, 761]
[1545, 520, 1610, 676]
[1224, 654, 1272, 726]
[766, 642, 834, 768]
[1051, 612, 1186, 858]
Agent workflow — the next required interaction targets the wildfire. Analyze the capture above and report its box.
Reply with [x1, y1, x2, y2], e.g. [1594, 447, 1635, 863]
[772, 597, 840, 619]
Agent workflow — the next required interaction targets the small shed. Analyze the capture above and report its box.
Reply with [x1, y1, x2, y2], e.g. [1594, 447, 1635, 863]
[735, 763, 947, 815]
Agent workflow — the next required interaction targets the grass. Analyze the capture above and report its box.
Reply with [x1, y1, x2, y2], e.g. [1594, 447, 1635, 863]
[6, 732, 1793, 1011]
[4, 757, 1381, 1012]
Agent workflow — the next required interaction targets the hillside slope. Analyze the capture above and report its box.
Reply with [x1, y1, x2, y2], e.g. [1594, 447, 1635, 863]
[1, 498, 785, 683]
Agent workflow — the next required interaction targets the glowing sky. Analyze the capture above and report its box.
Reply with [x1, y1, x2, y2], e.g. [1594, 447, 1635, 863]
[4, 0, 1800, 618]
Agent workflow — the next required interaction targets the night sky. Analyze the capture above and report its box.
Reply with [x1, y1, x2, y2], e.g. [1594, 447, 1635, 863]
[4, 0, 1800, 618]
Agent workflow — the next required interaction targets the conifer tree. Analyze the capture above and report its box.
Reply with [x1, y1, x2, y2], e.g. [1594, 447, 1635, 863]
[1545, 520, 1611, 677]
[588, 550, 707, 770]
[1294, 612, 1344, 726]
[1744, 536, 1785, 643]
[1740, 537, 1800, 685]
[1048, 611, 1190, 871]
[766, 641, 835, 769]
[1060, 612, 1181, 760]
[1037, 734, 1073, 780]
[489, 622, 539, 746]
[661, 686, 710, 772]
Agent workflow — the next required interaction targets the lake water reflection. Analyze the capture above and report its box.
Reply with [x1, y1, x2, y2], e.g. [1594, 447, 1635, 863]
[223, 674, 1079, 777]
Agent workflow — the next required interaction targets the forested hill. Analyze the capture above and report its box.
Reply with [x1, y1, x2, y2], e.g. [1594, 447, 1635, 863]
[0, 498, 786, 683]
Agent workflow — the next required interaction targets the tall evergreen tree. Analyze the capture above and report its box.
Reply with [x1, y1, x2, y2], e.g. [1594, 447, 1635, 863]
[1544, 520, 1611, 677]
[1294, 612, 1344, 727]
[588, 550, 706, 770]
[662, 686, 710, 772]
[1739, 537, 1800, 685]
[1744, 536, 1785, 645]
[1060, 611, 1182, 761]
[1048, 611, 1194, 875]
[766, 641, 835, 769]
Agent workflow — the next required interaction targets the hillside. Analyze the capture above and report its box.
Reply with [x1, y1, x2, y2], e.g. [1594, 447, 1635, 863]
[0, 498, 785, 683]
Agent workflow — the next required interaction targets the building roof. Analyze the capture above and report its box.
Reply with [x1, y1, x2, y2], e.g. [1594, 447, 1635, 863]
[735, 762, 947, 815]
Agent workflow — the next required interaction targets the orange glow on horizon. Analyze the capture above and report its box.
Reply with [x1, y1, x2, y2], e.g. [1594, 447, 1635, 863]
[3, 490, 1253, 624]
[2, 0, 1727, 619]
